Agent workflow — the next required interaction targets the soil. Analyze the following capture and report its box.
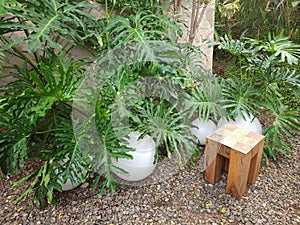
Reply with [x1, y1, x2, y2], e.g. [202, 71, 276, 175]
[0, 133, 299, 225]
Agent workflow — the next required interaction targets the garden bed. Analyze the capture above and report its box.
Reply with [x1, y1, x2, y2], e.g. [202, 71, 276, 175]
[1, 1, 299, 224]
[1, 135, 299, 225]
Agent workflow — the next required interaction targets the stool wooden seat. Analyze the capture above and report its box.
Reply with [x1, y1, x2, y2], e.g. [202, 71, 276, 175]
[204, 124, 265, 199]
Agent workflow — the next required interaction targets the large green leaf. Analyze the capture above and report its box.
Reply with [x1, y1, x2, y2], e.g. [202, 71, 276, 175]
[0, 135, 28, 176]
[0, 0, 98, 51]
[221, 78, 261, 119]
[263, 97, 300, 160]
[184, 78, 225, 121]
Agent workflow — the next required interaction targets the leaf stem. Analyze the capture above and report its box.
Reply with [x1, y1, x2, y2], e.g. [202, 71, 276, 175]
[33, 128, 65, 135]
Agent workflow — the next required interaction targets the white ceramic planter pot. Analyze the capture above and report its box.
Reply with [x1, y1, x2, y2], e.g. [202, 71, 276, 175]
[190, 118, 217, 145]
[112, 131, 156, 181]
[217, 112, 262, 134]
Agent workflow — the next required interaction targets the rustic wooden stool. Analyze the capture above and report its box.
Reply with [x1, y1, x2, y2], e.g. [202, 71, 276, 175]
[204, 124, 265, 199]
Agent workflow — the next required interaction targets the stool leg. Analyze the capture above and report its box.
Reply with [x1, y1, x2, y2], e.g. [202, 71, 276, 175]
[226, 150, 251, 199]
[248, 140, 264, 184]
[204, 154, 225, 184]
[204, 140, 225, 184]
[224, 158, 229, 173]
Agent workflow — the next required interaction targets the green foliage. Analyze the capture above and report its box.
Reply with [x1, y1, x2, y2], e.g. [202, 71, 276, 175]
[184, 78, 224, 121]
[0, 50, 89, 207]
[1, 0, 299, 209]
[10, 117, 89, 208]
[102, 0, 164, 14]
[263, 98, 300, 160]
[217, 0, 240, 20]
[215, 0, 300, 42]
[216, 33, 300, 161]
[132, 99, 196, 164]
[221, 78, 260, 119]
[0, 0, 98, 51]
[0, 0, 199, 208]
[247, 33, 300, 65]
[107, 11, 181, 45]
[216, 35, 249, 57]
[0, 15, 89, 206]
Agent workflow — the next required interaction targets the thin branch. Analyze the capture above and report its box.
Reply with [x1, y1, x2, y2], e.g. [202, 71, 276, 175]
[189, 0, 197, 44]
[189, 0, 208, 45]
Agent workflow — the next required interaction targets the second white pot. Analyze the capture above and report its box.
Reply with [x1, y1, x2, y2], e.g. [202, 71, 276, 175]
[190, 118, 217, 145]
[112, 131, 156, 182]
[217, 112, 262, 134]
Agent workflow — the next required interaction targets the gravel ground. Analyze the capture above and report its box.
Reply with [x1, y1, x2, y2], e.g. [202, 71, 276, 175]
[0, 139, 299, 225]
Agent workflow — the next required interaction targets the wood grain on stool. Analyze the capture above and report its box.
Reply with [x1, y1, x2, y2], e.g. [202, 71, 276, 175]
[204, 124, 265, 199]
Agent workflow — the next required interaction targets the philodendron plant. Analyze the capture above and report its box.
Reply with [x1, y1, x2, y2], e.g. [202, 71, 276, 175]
[0, 0, 199, 208]
[213, 34, 300, 160]
[0, 0, 299, 209]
